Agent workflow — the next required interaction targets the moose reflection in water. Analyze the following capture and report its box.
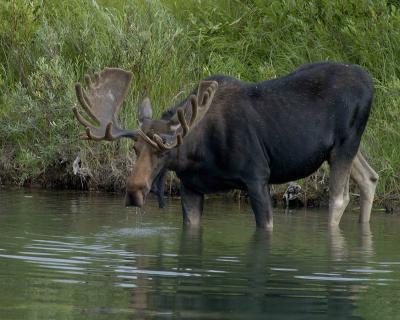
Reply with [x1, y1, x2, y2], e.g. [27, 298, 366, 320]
[73, 62, 378, 229]
[122, 223, 375, 318]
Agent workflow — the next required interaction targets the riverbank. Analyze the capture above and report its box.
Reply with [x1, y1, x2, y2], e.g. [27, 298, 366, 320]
[1, 1, 399, 205]
[1, 167, 399, 213]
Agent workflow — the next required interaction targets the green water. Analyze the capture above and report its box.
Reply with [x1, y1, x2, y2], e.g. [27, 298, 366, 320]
[0, 189, 399, 320]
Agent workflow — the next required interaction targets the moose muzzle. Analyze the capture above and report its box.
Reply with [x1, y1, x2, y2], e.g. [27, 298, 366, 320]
[125, 182, 150, 208]
[125, 189, 145, 207]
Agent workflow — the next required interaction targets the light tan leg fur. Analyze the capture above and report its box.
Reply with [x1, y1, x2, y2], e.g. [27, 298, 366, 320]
[350, 151, 379, 223]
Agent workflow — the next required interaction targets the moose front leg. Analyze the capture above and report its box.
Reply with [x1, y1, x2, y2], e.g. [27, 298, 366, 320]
[180, 183, 204, 226]
[247, 182, 274, 230]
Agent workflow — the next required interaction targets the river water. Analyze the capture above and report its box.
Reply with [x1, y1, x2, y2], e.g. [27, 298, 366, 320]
[0, 189, 399, 319]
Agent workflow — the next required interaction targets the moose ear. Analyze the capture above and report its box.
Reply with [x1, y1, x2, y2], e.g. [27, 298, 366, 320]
[139, 97, 153, 125]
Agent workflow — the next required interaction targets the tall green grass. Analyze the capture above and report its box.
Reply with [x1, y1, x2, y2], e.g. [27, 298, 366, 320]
[0, 0, 399, 203]
[0, 0, 199, 189]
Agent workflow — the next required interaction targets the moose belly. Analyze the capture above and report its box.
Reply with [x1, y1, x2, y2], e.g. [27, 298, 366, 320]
[179, 171, 245, 194]
[268, 150, 329, 184]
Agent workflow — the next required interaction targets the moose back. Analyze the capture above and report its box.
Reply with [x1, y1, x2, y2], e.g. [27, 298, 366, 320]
[73, 62, 378, 229]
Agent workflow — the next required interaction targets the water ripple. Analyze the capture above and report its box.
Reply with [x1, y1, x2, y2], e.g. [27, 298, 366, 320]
[0, 254, 90, 265]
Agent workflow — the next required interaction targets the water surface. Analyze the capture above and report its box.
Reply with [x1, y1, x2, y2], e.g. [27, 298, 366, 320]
[0, 189, 399, 319]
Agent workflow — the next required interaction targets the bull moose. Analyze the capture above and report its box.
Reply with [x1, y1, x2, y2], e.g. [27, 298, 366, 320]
[73, 62, 378, 229]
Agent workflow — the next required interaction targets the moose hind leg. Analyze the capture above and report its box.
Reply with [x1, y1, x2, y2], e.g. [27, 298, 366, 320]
[180, 183, 204, 226]
[329, 160, 352, 227]
[350, 151, 379, 223]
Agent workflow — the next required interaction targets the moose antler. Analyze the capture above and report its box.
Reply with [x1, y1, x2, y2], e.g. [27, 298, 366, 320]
[150, 80, 219, 151]
[73, 68, 138, 141]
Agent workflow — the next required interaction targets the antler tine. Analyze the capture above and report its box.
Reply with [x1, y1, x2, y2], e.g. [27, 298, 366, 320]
[94, 73, 100, 86]
[188, 95, 198, 127]
[85, 127, 103, 141]
[152, 133, 183, 151]
[75, 83, 98, 123]
[81, 122, 115, 141]
[200, 91, 209, 106]
[177, 108, 189, 137]
[104, 122, 114, 141]
[137, 130, 163, 150]
[73, 105, 93, 128]
[200, 81, 218, 106]
[84, 74, 93, 88]
[73, 106, 112, 141]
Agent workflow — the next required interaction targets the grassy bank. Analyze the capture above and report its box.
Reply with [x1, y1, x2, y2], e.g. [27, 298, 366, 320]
[0, 0, 399, 206]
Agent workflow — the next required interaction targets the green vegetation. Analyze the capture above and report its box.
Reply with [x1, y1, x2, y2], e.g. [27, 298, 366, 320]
[0, 0, 399, 204]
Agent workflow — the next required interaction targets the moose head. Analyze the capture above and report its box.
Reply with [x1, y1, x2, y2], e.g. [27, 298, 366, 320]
[73, 68, 218, 208]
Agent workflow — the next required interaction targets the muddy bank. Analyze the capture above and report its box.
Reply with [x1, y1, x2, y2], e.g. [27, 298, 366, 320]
[1, 164, 399, 213]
